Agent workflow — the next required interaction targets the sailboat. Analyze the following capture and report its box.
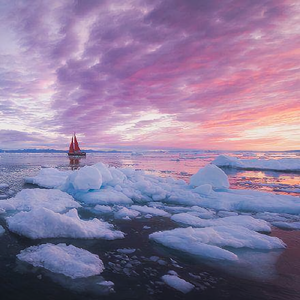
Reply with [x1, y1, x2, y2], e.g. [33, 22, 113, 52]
[68, 134, 86, 157]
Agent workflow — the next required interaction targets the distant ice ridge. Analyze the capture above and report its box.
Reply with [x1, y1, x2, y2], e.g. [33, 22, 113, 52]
[17, 243, 104, 279]
[7, 208, 124, 239]
[212, 155, 300, 172]
[150, 226, 285, 261]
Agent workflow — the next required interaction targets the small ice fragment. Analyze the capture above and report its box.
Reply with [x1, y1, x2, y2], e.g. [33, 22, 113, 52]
[162, 274, 194, 293]
[117, 248, 136, 254]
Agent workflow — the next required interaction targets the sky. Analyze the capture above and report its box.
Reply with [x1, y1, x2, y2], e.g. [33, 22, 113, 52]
[0, 0, 299, 151]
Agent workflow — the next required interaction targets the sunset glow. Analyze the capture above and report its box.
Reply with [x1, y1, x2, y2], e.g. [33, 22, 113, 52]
[0, 0, 299, 150]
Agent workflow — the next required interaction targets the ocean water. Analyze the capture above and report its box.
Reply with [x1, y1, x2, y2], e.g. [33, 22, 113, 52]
[0, 151, 299, 300]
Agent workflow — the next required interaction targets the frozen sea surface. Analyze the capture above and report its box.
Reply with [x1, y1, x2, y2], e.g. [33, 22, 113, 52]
[0, 151, 299, 300]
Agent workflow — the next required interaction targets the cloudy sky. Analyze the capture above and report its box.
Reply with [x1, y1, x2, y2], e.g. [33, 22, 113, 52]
[0, 0, 299, 150]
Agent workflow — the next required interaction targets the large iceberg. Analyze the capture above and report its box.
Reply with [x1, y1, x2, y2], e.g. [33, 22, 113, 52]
[0, 189, 80, 213]
[150, 226, 285, 261]
[7, 207, 124, 239]
[17, 243, 104, 279]
[212, 155, 300, 172]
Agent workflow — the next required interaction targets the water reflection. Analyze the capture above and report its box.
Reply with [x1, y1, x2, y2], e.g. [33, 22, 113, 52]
[69, 157, 83, 170]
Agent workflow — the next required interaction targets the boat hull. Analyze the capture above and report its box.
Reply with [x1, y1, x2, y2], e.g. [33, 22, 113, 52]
[68, 152, 86, 157]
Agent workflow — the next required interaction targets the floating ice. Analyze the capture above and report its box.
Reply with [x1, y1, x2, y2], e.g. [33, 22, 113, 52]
[76, 188, 133, 205]
[213, 155, 300, 172]
[64, 166, 103, 192]
[7, 208, 124, 239]
[193, 184, 212, 196]
[162, 274, 194, 293]
[114, 207, 140, 219]
[17, 243, 104, 279]
[25, 168, 71, 189]
[198, 189, 300, 214]
[94, 205, 113, 213]
[117, 248, 136, 254]
[131, 205, 171, 217]
[150, 226, 285, 261]
[271, 221, 300, 230]
[171, 214, 271, 232]
[0, 189, 80, 213]
[0, 183, 9, 189]
[190, 164, 229, 190]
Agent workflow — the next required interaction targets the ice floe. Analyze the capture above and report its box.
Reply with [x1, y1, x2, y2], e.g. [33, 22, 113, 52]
[171, 214, 271, 232]
[271, 221, 300, 230]
[25, 168, 72, 189]
[17, 243, 104, 279]
[0, 189, 80, 213]
[150, 226, 285, 261]
[198, 189, 300, 214]
[162, 274, 194, 293]
[114, 207, 140, 220]
[7, 207, 124, 239]
[213, 155, 300, 172]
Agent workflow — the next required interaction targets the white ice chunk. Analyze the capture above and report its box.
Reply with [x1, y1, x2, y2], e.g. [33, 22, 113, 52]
[162, 274, 194, 293]
[94, 205, 113, 213]
[272, 221, 300, 230]
[0, 183, 9, 189]
[25, 168, 71, 189]
[17, 243, 104, 279]
[199, 189, 300, 214]
[7, 208, 124, 240]
[93, 162, 113, 185]
[65, 166, 102, 192]
[150, 226, 285, 261]
[190, 164, 229, 190]
[117, 248, 136, 254]
[131, 205, 171, 217]
[213, 155, 300, 172]
[171, 214, 271, 232]
[0, 189, 80, 213]
[193, 184, 212, 196]
[76, 188, 133, 205]
[114, 207, 140, 219]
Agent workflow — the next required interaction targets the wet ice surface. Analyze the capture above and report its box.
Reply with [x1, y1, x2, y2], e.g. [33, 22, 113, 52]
[0, 151, 300, 300]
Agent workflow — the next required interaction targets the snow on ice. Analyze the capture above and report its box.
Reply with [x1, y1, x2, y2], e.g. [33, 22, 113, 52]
[17, 243, 104, 279]
[7, 208, 124, 239]
[213, 155, 300, 172]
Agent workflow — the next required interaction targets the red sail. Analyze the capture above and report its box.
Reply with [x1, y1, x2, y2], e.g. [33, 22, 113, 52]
[69, 137, 74, 153]
[74, 134, 81, 152]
